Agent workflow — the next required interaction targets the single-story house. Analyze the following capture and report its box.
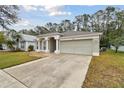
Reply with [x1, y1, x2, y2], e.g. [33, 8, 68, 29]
[18, 34, 37, 51]
[1, 33, 37, 51]
[1, 31, 102, 56]
[36, 31, 102, 56]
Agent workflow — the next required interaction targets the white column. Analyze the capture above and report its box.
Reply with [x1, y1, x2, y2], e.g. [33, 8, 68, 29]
[25, 42, 28, 51]
[42, 40, 44, 51]
[54, 36, 60, 54]
[38, 41, 40, 51]
[45, 37, 49, 53]
[36, 38, 40, 52]
[34, 40, 37, 51]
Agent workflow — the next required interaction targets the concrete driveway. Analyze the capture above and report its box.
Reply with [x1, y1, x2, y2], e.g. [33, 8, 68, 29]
[2, 54, 91, 88]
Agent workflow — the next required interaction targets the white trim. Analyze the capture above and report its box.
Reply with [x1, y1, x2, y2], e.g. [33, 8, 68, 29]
[41, 40, 44, 50]
[55, 39, 60, 54]
[54, 35, 60, 40]
[38, 40, 41, 51]
[61, 33, 102, 39]
[45, 37, 49, 53]
[60, 36, 99, 41]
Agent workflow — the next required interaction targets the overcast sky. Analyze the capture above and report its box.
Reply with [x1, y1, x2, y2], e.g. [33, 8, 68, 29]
[10, 5, 124, 31]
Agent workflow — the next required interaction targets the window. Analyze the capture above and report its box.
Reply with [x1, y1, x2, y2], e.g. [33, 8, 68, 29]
[21, 41, 25, 49]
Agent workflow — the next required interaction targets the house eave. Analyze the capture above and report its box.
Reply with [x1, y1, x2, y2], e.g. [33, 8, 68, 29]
[37, 32, 103, 40]
[37, 33, 62, 38]
[60, 33, 102, 40]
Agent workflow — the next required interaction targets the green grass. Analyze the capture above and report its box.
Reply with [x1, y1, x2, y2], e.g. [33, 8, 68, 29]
[83, 50, 124, 88]
[0, 52, 40, 69]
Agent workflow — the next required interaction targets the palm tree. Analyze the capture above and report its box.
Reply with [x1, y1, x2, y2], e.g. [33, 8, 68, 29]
[13, 33, 22, 49]
[6, 29, 22, 50]
[5, 39, 15, 50]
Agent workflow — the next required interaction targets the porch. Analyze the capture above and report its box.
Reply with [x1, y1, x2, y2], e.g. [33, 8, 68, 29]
[36, 35, 60, 54]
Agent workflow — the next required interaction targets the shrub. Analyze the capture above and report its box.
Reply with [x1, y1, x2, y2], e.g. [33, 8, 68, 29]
[100, 37, 109, 48]
[28, 45, 34, 52]
[100, 47, 107, 52]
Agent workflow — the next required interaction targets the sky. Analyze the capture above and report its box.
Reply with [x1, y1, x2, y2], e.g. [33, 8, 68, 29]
[10, 5, 124, 31]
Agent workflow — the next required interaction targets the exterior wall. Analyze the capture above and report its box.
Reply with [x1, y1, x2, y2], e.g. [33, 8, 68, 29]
[36, 34, 100, 56]
[26, 41, 36, 51]
[92, 37, 100, 56]
[111, 45, 124, 52]
[19, 41, 26, 51]
[19, 41, 36, 51]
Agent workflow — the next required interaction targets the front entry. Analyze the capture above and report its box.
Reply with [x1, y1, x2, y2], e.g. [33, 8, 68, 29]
[49, 37, 56, 53]
[37, 35, 60, 54]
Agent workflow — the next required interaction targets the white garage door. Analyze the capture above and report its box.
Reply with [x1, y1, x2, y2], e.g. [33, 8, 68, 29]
[60, 39, 93, 55]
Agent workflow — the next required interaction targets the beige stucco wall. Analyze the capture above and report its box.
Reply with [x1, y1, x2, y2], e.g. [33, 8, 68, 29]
[24, 41, 36, 51]
[36, 34, 101, 56]
[92, 37, 100, 56]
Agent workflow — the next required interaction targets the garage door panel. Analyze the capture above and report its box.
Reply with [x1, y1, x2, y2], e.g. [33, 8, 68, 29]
[60, 39, 92, 55]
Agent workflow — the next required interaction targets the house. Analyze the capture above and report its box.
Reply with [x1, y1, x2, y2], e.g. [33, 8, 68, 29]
[18, 34, 37, 51]
[36, 31, 102, 56]
[1, 31, 102, 56]
[1, 33, 36, 51]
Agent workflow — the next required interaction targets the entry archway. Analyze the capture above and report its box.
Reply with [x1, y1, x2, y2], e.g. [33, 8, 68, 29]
[49, 37, 56, 53]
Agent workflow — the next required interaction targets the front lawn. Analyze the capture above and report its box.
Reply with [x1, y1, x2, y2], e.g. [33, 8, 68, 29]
[0, 52, 41, 69]
[83, 50, 124, 88]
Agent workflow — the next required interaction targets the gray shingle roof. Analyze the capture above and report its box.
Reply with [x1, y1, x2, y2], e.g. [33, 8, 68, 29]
[37, 32, 62, 37]
[21, 34, 36, 41]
